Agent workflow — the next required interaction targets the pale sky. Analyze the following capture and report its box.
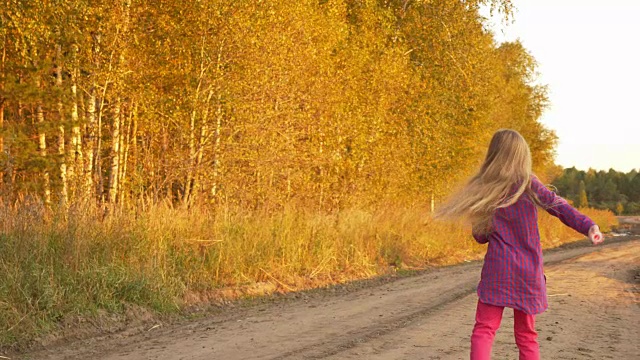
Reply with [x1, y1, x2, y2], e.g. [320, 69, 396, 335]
[483, 0, 640, 173]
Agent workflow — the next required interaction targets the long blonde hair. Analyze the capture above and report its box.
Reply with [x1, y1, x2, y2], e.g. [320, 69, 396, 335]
[434, 129, 543, 234]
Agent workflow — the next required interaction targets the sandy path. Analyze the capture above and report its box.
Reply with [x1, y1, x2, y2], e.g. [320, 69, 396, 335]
[324, 241, 640, 360]
[19, 239, 639, 360]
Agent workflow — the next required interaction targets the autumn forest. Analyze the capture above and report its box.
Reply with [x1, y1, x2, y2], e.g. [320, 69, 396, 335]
[1, 0, 558, 208]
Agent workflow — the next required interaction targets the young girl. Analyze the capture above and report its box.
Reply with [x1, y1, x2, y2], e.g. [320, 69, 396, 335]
[434, 129, 603, 360]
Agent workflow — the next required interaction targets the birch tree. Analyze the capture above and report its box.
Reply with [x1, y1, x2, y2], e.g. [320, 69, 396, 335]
[0, 0, 565, 212]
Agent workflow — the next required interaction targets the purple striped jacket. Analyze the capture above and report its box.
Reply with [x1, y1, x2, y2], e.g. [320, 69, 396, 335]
[473, 176, 595, 315]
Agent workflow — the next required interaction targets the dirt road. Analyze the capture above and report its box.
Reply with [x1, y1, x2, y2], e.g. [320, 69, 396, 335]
[19, 238, 640, 360]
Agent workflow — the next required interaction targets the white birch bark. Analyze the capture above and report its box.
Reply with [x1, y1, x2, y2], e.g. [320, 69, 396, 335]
[211, 97, 223, 199]
[106, 0, 131, 205]
[107, 99, 121, 203]
[55, 44, 68, 205]
[122, 104, 137, 205]
[0, 39, 5, 190]
[37, 103, 51, 205]
[85, 86, 96, 199]
[191, 89, 214, 204]
[211, 42, 225, 200]
[70, 45, 83, 192]
[183, 105, 198, 205]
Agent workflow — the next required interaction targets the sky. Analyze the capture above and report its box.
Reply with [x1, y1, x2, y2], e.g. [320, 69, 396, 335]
[482, 0, 640, 173]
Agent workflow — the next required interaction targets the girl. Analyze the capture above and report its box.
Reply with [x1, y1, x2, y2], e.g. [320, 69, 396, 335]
[434, 129, 603, 360]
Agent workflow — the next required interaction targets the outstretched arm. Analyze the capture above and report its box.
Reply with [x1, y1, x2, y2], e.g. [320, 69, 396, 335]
[531, 176, 602, 244]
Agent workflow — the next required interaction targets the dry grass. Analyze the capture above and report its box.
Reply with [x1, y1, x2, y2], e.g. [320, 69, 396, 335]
[0, 201, 618, 348]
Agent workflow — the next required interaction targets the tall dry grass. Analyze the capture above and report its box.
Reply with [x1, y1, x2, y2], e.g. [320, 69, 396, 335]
[0, 201, 617, 348]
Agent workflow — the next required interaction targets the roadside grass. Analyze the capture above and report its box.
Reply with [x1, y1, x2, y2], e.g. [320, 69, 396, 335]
[0, 202, 618, 350]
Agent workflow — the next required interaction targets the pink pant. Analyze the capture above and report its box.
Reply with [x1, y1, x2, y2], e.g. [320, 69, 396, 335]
[470, 301, 540, 360]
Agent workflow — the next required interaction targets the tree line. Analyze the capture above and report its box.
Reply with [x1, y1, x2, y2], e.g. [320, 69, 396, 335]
[553, 167, 640, 215]
[0, 0, 557, 211]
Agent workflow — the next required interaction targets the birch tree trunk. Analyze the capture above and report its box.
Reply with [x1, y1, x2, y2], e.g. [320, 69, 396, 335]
[58, 124, 68, 205]
[37, 103, 51, 205]
[95, 82, 108, 202]
[210, 42, 225, 201]
[106, 0, 131, 205]
[84, 31, 102, 201]
[182, 34, 213, 207]
[85, 86, 96, 199]
[107, 99, 121, 203]
[211, 96, 223, 200]
[162, 127, 168, 199]
[70, 45, 83, 194]
[121, 103, 137, 205]
[0, 37, 5, 192]
[55, 44, 68, 205]
[183, 105, 198, 206]
[190, 89, 214, 205]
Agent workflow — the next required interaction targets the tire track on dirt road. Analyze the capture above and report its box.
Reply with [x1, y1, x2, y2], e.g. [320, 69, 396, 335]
[273, 238, 640, 360]
[325, 239, 639, 360]
[271, 283, 477, 360]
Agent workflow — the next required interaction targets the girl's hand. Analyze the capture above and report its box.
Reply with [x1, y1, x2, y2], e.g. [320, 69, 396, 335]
[588, 224, 604, 245]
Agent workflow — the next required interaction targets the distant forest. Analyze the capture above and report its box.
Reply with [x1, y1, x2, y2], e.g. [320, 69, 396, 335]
[552, 167, 640, 215]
